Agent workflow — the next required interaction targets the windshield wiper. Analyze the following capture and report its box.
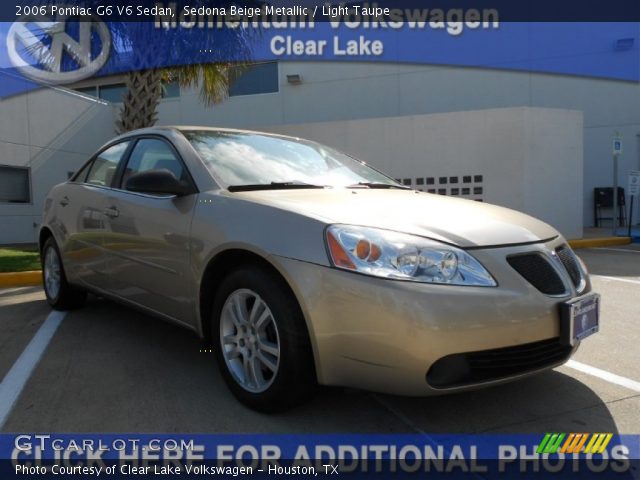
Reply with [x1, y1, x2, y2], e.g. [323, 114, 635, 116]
[228, 181, 328, 192]
[346, 182, 411, 190]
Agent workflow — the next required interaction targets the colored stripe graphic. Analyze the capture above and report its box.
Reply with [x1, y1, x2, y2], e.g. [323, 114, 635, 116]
[589, 433, 613, 454]
[537, 433, 566, 454]
[536, 434, 551, 454]
[560, 433, 588, 453]
[539, 433, 613, 454]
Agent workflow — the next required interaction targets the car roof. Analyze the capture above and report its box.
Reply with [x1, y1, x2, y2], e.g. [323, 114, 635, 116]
[111, 125, 306, 144]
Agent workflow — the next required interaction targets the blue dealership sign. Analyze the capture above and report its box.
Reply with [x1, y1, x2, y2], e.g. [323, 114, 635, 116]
[0, 1, 639, 98]
[1, 434, 639, 478]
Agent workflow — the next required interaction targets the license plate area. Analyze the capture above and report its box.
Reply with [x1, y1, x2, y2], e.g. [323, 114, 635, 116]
[560, 293, 600, 346]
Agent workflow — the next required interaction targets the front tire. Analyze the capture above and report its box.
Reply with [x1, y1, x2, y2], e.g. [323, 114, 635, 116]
[211, 266, 316, 412]
[41, 237, 86, 310]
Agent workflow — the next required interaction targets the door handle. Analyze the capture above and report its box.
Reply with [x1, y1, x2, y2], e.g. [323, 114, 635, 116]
[104, 207, 119, 218]
[59, 196, 69, 207]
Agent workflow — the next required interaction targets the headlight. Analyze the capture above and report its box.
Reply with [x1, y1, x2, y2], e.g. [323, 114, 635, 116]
[326, 225, 497, 286]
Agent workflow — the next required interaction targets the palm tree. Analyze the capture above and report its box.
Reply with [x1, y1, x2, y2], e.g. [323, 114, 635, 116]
[112, 20, 254, 133]
[116, 63, 235, 133]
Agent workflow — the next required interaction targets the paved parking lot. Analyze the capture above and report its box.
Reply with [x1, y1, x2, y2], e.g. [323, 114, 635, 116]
[0, 245, 639, 434]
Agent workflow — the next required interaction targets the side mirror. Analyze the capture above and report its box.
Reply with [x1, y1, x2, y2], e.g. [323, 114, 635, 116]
[125, 169, 191, 196]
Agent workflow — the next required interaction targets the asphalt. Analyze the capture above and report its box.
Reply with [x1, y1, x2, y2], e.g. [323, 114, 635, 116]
[0, 245, 639, 434]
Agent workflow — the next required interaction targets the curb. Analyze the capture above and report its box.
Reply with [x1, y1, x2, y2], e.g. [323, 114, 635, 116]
[568, 237, 632, 249]
[0, 270, 42, 288]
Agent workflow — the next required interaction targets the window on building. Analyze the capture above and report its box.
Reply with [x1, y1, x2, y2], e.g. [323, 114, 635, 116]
[99, 84, 127, 103]
[76, 81, 179, 102]
[162, 81, 180, 98]
[75, 84, 123, 101]
[0, 166, 31, 203]
[76, 86, 98, 97]
[229, 62, 279, 97]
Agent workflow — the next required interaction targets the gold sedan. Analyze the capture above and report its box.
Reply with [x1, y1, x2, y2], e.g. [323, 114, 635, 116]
[40, 127, 600, 412]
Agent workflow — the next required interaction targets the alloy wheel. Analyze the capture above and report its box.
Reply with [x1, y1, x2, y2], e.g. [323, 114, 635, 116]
[44, 246, 61, 300]
[220, 289, 281, 393]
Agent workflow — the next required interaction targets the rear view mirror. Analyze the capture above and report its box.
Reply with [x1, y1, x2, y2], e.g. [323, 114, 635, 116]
[125, 169, 191, 196]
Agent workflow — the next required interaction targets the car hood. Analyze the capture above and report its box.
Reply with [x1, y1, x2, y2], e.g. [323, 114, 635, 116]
[227, 189, 559, 248]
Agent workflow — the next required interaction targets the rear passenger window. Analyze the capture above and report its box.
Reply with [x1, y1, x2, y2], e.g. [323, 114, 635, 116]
[85, 142, 130, 187]
[121, 139, 187, 189]
[71, 160, 93, 183]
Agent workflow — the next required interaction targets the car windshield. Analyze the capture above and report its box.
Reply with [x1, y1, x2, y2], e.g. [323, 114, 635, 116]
[182, 130, 400, 189]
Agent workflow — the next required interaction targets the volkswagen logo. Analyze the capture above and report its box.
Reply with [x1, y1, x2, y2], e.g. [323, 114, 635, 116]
[7, 15, 111, 84]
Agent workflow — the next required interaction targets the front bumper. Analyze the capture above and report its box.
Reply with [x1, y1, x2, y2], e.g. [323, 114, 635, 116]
[274, 237, 585, 396]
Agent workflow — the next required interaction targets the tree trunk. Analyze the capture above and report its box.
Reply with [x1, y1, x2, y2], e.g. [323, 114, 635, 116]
[116, 69, 163, 134]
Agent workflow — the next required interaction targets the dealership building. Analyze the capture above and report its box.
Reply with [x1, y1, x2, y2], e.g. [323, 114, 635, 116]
[1, 52, 640, 244]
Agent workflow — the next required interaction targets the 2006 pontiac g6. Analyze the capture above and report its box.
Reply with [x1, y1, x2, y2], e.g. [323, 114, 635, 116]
[40, 126, 600, 411]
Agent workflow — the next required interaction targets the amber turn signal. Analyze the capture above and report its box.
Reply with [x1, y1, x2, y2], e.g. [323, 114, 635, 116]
[327, 231, 356, 269]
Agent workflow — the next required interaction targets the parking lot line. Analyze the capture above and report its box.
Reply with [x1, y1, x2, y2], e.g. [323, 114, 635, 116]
[0, 309, 66, 428]
[565, 360, 640, 393]
[0, 288, 26, 296]
[0, 286, 40, 297]
[591, 275, 640, 285]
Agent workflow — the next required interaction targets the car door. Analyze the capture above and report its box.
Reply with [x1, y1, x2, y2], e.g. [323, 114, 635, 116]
[58, 141, 131, 291]
[102, 137, 198, 325]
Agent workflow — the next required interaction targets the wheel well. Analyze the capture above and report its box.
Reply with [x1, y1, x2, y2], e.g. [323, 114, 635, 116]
[39, 227, 53, 253]
[199, 249, 302, 341]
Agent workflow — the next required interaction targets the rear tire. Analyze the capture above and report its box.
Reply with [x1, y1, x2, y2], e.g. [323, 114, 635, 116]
[41, 237, 87, 310]
[211, 266, 316, 412]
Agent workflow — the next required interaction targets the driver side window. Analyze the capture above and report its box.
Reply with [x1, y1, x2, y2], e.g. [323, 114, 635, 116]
[121, 138, 187, 190]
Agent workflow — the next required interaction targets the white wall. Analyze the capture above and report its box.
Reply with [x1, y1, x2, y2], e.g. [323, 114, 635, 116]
[0, 82, 115, 244]
[264, 107, 584, 239]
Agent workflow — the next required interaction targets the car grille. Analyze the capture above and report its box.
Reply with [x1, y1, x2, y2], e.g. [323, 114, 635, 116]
[427, 338, 573, 388]
[555, 245, 583, 289]
[507, 253, 566, 295]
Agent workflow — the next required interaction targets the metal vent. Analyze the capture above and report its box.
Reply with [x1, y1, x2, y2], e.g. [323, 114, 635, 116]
[427, 338, 573, 388]
[507, 253, 566, 295]
[556, 245, 583, 290]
